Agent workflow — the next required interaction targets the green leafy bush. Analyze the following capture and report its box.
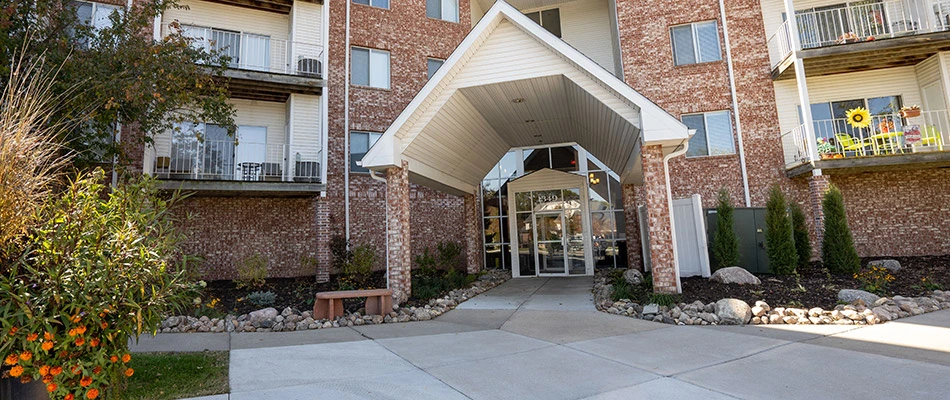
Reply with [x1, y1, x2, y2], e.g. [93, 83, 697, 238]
[822, 185, 860, 275]
[246, 291, 277, 307]
[235, 254, 268, 289]
[340, 244, 377, 290]
[648, 293, 682, 307]
[711, 189, 741, 269]
[410, 243, 476, 301]
[790, 202, 812, 269]
[436, 241, 464, 271]
[765, 185, 798, 275]
[329, 235, 352, 272]
[0, 170, 200, 400]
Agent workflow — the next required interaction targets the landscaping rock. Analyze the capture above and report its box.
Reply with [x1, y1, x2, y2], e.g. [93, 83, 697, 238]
[709, 267, 761, 285]
[838, 289, 880, 306]
[642, 303, 660, 315]
[413, 308, 432, 321]
[715, 298, 752, 325]
[867, 259, 901, 272]
[623, 269, 644, 285]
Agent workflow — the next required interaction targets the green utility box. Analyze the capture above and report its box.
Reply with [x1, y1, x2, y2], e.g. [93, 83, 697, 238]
[704, 207, 771, 274]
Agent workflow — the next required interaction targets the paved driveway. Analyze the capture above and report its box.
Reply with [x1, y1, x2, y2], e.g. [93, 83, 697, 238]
[156, 277, 950, 400]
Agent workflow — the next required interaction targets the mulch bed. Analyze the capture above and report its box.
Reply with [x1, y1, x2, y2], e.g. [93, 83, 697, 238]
[680, 255, 950, 309]
[200, 270, 387, 316]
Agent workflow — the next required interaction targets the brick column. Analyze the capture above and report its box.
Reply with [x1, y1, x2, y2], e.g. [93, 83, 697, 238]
[463, 191, 483, 274]
[386, 161, 411, 304]
[808, 173, 831, 246]
[641, 145, 678, 294]
[622, 183, 643, 271]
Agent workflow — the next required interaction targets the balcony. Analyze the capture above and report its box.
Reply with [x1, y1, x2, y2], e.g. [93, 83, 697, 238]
[150, 137, 324, 196]
[172, 25, 325, 100]
[781, 109, 950, 176]
[768, 0, 950, 79]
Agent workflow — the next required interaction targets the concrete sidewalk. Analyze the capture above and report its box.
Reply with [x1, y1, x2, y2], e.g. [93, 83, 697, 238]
[131, 277, 950, 400]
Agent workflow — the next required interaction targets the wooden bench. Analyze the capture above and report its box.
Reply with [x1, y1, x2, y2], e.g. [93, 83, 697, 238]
[313, 289, 393, 320]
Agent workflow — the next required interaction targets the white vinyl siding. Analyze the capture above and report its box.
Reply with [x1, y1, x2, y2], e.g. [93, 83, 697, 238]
[774, 66, 925, 135]
[428, 0, 459, 23]
[153, 100, 287, 159]
[671, 21, 721, 66]
[163, 0, 289, 41]
[521, 0, 618, 75]
[290, 94, 322, 162]
[290, 2, 324, 64]
[351, 47, 390, 89]
[683, 111, 735, 157]
[75, 1, 122, 31]
[397, 20, 642, 184]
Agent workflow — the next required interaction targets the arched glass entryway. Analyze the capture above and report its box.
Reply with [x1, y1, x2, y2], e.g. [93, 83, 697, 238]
[480, 143, 628, 276]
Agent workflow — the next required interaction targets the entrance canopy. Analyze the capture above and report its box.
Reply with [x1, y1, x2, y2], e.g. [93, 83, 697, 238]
[361, 1, 691, 196]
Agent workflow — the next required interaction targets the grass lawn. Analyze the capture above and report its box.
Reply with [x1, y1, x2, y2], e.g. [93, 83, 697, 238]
[121, 351, 229, 400]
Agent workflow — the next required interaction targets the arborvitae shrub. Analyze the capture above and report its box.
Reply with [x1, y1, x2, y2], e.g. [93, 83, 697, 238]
[765, 185, 798, 275]
[822, 185, 861, 275]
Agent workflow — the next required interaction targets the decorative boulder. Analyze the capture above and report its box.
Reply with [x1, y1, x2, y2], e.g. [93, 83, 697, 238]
[623, 269, 644, 285]
[867, 259, 901, 272]
[838, 289, 880, 306]
[248, 307, 278, 327]
[715, 298, 752, 325]
[710, 267, 761, 285]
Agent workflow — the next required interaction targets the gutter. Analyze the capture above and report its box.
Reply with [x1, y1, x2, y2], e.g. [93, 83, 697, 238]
[663, 141, 689, 293]
[718, 0, 752, 207]
[344, 0, 352, 240]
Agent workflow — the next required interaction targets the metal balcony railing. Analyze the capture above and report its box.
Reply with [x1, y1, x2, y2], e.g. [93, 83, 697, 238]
[167, 25, 324, 77]
[152, 138, 322, 183]
[768, 0, 950, 68]
[780, 109, 950, 168]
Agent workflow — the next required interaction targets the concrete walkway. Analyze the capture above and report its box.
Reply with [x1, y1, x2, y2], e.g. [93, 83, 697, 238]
[133, 277, 950, 399]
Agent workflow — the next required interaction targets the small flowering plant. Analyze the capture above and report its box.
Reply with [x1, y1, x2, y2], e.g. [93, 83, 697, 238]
[854, 266, 895, 296]
[0, 171, 201, 399]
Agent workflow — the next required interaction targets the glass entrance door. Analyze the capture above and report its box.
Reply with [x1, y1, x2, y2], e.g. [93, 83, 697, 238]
[535, 212, 567, 275]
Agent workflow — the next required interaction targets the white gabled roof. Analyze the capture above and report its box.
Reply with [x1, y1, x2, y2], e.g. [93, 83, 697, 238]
[361, 0, 689, 195]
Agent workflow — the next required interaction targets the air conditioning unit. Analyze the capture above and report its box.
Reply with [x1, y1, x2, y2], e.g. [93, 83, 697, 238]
[297, 58, 322, 77]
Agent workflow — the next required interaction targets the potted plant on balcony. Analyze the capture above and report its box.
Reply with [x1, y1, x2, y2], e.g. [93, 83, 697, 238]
[817, 137, 835, 159]
[900, 105, 921, 118]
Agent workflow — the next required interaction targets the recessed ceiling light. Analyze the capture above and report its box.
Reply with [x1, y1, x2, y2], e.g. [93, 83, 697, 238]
[525, 119, 536, 123]
[512, 98, 525, 103]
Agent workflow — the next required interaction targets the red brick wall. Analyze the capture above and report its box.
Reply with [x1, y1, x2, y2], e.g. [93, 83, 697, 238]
[616, 0, 786, 210]
[323, 0, 473, 276]
[828, 169, 950, 257]
[173, 196, 319, 280]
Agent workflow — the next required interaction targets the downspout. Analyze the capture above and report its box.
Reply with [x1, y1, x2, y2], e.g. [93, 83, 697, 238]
[718, 0, 751, 207]
[369, 170, 389, 289]
[344, 0, 352, 240]
[663, 141, 689, 293]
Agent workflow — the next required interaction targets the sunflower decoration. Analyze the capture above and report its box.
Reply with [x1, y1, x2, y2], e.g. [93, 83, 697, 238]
[845, 107, 872, 129]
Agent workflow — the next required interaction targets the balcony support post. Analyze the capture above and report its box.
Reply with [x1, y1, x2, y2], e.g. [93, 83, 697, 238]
[784, 0, 821, 165]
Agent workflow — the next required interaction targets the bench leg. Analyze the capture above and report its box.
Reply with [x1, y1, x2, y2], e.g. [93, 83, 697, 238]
[365, 295, 393, 316]
[313, 298, 329, 320]
[330, 299, 344, 319]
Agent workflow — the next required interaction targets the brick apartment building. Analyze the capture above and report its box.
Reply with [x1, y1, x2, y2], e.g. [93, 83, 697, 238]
[112, 0, 950, 302]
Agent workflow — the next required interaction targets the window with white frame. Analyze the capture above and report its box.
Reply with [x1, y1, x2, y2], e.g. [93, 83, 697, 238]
[427, 0, 459, 23]
[353, 0, 389, 9]
[351, 47, 391, 89]
[350, 131, 382, 173]
[74, 1, 122, 31]
[682, 111, 735, 157]
[525, 9, 562, 38]
[670, 21, 721, 66]
[427, 58, 444, 79]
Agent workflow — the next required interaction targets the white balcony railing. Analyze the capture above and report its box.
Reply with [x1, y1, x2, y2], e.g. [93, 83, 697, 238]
[780, 109, 950, 168]
[169, 25, 324, 77]
[768, 0, 950, 68]
[152, 138, 322, 183]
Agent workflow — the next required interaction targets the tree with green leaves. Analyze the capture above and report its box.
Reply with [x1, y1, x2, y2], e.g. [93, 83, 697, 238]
[711, 188, 741, 269]
[790, 202, 811, 269]
[0, 0, 235, 167]
[765, 185, 797, 275]
[822, 185, 861, 275]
